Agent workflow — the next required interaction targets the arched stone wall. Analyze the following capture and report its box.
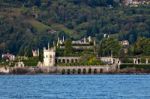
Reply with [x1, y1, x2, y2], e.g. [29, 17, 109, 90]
[62, 69, 66, 74]
[72, 69, 76, 74]
[133, 58, 141, 64]
[83, 68, 86, 74]
[100, 69, 103, 73]
[88, 68, 92, 74]
[56, 57, 80, 64]
[94, 69, 97, 74]
[67, 69, 71, 74]
[57, 66, 113, 75]
[78, 69, 81, 74]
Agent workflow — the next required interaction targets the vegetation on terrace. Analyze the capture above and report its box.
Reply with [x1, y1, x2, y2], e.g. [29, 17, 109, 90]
[120, 64, 150, 70]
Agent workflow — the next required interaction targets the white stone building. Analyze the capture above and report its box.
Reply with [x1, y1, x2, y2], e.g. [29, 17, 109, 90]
[32, 49, 39, 57]
[100, 56, 121, 65]
[57, 36, 94, 46]
[123, 0, 150, 6]
[2, 53, 15, 61]
[43, 45, 56, 67]
[15, 61, 25, 68]
[120, 40, 129, 46]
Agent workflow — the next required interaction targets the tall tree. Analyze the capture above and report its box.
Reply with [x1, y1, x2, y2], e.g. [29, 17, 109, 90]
[64, 39, 73, 56]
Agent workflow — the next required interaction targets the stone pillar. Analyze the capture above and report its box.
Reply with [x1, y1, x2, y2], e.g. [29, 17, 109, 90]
[74, 59, 76, 63]
[117, 60, 121, 69]
[70, 59, 72, 63]
[137, 58, 141, 64]
[65, 59, 67, 64]
[136, 59, 138, 64]
[61, 59, 63, 63]
[133, 58, 136, 64]
[146, 58, 149, 64]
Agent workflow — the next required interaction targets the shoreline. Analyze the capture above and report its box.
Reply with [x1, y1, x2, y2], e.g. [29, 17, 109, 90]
[1, 65, 150, 75]
[0, 73, 150, 76]
[1, 70, 150, 75]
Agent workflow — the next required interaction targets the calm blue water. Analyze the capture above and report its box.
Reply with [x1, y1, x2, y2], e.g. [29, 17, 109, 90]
[0, 75, 150, 99]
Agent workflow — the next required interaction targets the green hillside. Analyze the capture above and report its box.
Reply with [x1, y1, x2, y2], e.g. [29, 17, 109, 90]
[0, 0, 150, 56]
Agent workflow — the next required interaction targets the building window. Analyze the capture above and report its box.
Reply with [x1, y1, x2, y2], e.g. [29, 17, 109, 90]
[50, 55, 52, 58]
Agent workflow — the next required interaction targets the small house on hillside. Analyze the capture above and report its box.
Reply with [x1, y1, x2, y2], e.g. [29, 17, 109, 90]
[2, 53, 15, 61]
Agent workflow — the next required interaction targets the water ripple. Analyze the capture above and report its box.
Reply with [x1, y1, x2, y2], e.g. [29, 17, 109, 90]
[0, 75, 150, 99]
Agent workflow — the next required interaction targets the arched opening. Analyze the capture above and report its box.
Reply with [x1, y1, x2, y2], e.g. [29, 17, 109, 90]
[71, 59, 74, 63]
[100, 69, 103, 73]
[94, 69, 97, 74]
[58, 59, 61, 63]
[67, 59, 70, 63]
[88, 68, 92, 74]
[138, 59, 140, 64]
[72, 69, 76, 74]
[78, 69, 81, 74]
[63, 59, 65, 63]
[83, 68, 86, 74]
[75, 59, 78, 63]
[62, 69, 66, 74]
[113, 59, 115, 64]
[67, 69, 71, 74]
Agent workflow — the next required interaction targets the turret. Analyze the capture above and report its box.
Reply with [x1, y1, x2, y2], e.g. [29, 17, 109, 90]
[43, 44, 56, 67]
[88, 36, 92, 42]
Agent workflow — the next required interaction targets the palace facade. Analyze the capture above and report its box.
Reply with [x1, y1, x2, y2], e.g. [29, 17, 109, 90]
[123, 0, 150, 6]
[42, 36, 96, 67]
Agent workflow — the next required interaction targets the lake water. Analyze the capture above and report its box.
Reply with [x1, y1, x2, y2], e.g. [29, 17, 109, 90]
[0, 75, 150, 99]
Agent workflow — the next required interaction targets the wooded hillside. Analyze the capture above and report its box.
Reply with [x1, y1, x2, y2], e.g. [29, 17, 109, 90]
[0, 0, 150, 56]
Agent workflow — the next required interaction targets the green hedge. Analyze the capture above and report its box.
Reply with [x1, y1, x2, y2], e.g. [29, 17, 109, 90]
[23, 57, 39, 66]
[120, 64, 150, 70]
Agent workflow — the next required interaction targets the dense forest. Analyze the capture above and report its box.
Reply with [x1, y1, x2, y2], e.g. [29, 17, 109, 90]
[0, 0, 150, 56]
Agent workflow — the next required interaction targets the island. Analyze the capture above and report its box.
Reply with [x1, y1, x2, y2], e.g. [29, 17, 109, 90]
[0, 36, 150, 75]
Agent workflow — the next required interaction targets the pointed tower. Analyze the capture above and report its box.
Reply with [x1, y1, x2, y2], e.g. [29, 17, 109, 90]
[43, 43, 56, 67]
[57, 37, 60, 46]
[63, 36, 65, 42]
[84, 37, 86, 44]
[88, 36, 92, 42]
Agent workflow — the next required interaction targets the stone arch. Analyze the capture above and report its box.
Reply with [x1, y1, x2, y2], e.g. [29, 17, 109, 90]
[88, 68, 92, 74]
[78, 69, 81, 74]
[67, 59, 70, 63]
[55, 59, 58, 63]
[58, 59, 61, 63]
[138, 59, 141, 64]
[67, 69, 71, 74]
[63, 59, 65, 63]
[62, 69, 66, 74]
[94, 69, 97, 74]
[71, 59, 74, 63]
[133, 58, 136, 64]
[113, 59, 115, 64]
[83, 68, 86, 74]
[75, 59, 78, 63]
[100, 69, 103, 73]
[72, 69, 76, 74]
